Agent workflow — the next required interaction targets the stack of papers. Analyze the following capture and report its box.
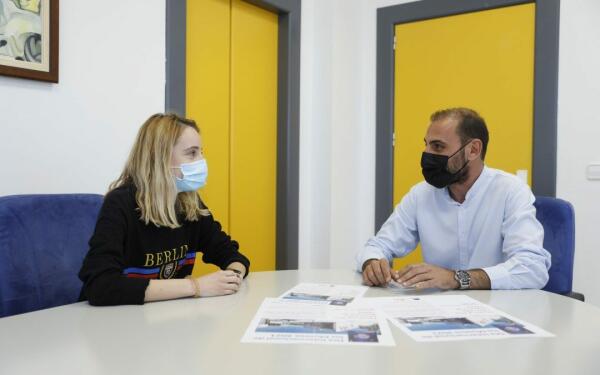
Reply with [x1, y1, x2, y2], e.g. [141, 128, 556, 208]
[241, 283, 553, 346]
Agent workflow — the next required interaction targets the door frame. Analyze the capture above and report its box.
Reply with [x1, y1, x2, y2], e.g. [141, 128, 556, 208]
[165, 0, 301, 270]
[375, 0, 560, 229]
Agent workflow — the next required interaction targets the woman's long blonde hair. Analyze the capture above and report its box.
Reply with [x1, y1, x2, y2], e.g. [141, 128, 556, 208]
[110, 113, 209, 228]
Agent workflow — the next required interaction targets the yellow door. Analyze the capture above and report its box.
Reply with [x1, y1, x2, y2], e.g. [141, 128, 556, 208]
[229, 0, 278, 272]
[393, 4, 536, 269]
[186, 0, 278, 276]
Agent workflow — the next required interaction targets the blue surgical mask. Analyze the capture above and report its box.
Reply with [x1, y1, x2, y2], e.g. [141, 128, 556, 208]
[173, 159, 208, 192]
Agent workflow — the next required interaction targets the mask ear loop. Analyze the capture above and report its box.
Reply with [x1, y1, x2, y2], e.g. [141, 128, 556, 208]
[448, 139, 474, 158]
[446, 139, 473, 173]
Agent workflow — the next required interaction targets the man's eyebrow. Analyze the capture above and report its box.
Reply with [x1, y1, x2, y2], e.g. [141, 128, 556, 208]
[425, 139, 447, 145]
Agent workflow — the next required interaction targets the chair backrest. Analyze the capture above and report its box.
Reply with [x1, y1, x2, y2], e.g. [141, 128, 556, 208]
[534, 196, 575, 295]
[0, 194, 103, 318]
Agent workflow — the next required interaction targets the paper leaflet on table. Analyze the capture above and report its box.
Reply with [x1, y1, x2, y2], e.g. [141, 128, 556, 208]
[363, 294, 554, 342]
[278, 283, 368, 306]
[387, 280, 417, 293]
[241, 298, 396, 346]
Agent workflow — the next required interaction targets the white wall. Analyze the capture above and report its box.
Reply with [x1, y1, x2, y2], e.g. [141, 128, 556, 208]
[299, 0, 416, 271]
[299, 0, 600, 306]
[0, 0, 166, 196]
[556, 0, 600, 305]
[298, 0, 334, 269]
[328, 0, 417, 272]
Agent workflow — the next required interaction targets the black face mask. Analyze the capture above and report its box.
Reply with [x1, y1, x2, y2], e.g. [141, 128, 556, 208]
[421, 142, 470, 188]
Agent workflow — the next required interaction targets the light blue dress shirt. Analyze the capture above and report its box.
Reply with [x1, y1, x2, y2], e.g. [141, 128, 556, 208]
[357, 167, 551, 289]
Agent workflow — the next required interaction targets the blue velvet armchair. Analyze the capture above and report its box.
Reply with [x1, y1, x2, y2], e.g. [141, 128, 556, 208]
[0, 194, 103, 317]
[534, 196, 584, 301]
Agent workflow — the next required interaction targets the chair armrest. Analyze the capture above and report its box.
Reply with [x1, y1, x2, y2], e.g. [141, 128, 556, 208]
[567, 291, 585, 302]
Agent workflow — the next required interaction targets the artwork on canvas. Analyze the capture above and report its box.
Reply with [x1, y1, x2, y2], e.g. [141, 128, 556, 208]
[0, 0, 58, 82]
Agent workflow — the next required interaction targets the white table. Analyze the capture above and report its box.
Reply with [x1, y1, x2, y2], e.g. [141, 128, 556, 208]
[1, 269, 599, 375]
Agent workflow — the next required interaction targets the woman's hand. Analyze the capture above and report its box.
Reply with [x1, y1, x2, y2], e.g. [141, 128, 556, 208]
[195, 270, 242, 297]
[225, 262, 247, 277]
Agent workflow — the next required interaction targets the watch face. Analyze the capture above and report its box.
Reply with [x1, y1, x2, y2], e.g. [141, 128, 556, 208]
[455, 271, 470, 288]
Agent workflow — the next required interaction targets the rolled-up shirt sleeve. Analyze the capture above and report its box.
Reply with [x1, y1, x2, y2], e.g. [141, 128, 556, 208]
[482, 185, 551, 289]
[356, 187, 420, 272]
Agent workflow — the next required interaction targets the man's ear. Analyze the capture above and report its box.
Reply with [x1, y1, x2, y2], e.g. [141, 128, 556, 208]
[468, 139, 483, 160]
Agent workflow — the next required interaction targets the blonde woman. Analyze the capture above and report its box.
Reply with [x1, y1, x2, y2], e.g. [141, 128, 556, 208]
[78, 113, 249, 305]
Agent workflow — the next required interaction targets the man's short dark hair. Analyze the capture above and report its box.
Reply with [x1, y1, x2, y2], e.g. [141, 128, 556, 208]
[430, 108, 489, 161]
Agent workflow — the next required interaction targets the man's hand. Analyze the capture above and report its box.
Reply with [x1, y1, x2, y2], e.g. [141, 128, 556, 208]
[362, 259, 394, 287]
[395, 263, 459, 290]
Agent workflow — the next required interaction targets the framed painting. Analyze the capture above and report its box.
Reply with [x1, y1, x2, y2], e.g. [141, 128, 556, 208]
[0, 0, 58, 83]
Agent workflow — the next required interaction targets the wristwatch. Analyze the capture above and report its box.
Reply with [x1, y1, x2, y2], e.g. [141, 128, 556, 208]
[454, 270, 471, 290]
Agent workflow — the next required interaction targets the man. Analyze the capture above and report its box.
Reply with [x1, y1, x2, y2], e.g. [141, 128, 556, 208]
[357, 108, 550, 290]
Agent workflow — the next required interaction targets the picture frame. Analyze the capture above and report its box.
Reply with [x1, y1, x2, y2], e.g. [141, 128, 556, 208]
[0, 0, 59, 83]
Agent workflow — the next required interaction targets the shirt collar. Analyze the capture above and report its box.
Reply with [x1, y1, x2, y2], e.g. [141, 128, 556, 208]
[464, 165, 491, 202]
[442, 165, 491, 205]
